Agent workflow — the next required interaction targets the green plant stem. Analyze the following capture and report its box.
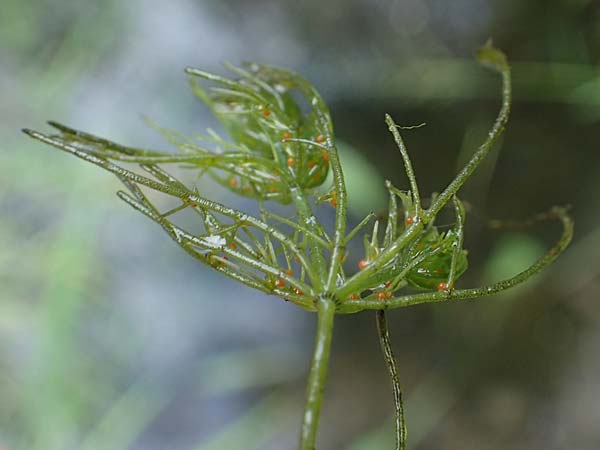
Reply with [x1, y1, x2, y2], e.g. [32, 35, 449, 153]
[324, 140, 348, 292]
[376, 310, 406, 450]
[425, 48, 511, 223]
[299, 295, 336, 450]
[385, 114, 422, 219]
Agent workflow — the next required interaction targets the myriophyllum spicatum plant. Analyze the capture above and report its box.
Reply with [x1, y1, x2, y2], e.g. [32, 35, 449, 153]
[24, 43, 573, 450]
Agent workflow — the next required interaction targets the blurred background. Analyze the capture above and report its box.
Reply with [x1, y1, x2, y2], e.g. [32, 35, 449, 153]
[1, 0, 599, 449]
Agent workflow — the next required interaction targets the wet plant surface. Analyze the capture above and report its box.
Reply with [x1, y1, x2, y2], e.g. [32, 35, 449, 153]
[23, 43, 572, 450]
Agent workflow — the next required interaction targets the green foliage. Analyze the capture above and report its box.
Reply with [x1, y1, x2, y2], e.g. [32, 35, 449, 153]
[188, 63, 331, 203]
[24, 43, 573, 450]
[405, 228, 468, 290]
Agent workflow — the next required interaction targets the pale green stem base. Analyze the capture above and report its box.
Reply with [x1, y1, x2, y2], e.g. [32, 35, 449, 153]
[299, 296, 336, 450]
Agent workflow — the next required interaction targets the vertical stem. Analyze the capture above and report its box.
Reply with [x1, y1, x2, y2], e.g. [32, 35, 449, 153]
[299, 296, 336, 450]
[376, 310, 407, 450]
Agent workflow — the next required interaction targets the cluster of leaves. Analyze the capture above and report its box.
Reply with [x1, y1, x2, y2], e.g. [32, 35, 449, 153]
[190, 63, 331, 201]
[26, 48, 572, 312]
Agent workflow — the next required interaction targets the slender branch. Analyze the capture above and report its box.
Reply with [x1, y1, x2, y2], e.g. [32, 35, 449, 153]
[345, 212, 377, 245]
[376, 311, 406, 450]
[185, 67, 269, 104]
[289, 185, 327, 290]
[265, 210, 332, 250]
[384, 181, 399, 245]
[425, 45, 511, 223]
[56, 145, 279, 168]
[385, 114, 423, 219]
[299, 295, 336, 450]
[446, 196, 466, 288]
[324, 139, 348, 292]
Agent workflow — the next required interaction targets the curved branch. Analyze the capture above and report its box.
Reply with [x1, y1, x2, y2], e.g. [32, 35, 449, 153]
[425, 44, 511, 223]
[339, 207, 573, 313]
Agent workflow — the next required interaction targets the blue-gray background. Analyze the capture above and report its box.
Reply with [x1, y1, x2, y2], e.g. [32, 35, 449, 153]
[2, 1, 599, 449]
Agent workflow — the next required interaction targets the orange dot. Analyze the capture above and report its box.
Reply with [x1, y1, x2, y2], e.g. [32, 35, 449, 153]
[294, 288, 303, 295]
[228, 177, 239, 188]
[307, 161, 317, 168]
[287, 157, 295, 167]
[405, 216, 415, 225]
[349, 293, 360, 300]
[377, 292, 387, 300]
[275, 278, 285, 289]
[322, 151, 330, 162]
[384, 280, 392, 288]
[211, 255, 226, 266]
[262, 108, 271, 117]
[315, 134, 325, 143]
[358, 259, 369, 270]
[437, 282, 449, 291]
[228, 242, 237, 250]
[285, 269, 293, 276]
[282, 131, 292, 140]
[329, 198, 337, 208]
[269, 186, 278, 193]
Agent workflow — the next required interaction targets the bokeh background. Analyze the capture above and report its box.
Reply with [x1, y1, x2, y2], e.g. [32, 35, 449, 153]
[2, 1, 599, 449]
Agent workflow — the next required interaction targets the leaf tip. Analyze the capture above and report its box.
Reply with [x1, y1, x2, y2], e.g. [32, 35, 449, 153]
[476, 40, 508, 72]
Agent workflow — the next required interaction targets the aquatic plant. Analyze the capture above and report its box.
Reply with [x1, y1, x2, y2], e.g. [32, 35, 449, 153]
[24, 42, 573, 450]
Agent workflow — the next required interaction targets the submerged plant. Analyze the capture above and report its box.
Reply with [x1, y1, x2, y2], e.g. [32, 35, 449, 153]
[24, 43, 573, 450]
